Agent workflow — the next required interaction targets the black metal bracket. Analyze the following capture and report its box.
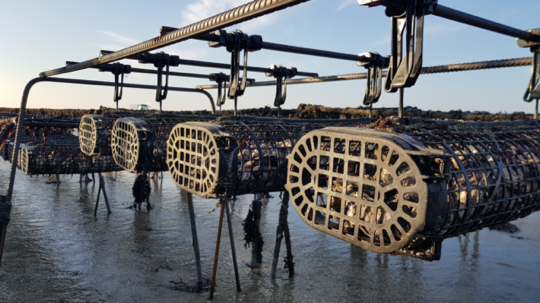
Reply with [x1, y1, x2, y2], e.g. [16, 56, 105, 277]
[518, 29, 540, 102]
[209, 30, 263, 102]
[98, 62, 132, 109]
[265, 65, 298, 108]
[138, 52, 181, 113]
[524, 48, 540, 102]
[209, 72, 229, 108]
[357, 52, 389, 105]
[383, 0, 437, 92]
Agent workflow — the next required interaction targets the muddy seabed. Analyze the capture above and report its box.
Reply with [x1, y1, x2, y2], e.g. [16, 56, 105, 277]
[0, 160, 539, 303]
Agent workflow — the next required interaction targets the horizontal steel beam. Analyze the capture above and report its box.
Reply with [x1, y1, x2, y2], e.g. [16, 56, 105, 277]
[66, 61, 256, 82]
[98, 50, 319, 78]
[192, 33, 373, 63]
[196, 57, 533, 89]
[39, 0, 310, 77]
[433, 4, 540, 43]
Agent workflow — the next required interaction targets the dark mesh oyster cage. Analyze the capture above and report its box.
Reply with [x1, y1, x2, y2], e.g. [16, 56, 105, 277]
[166, 118, 370, 199]
[111, 115, 215, 173]
[286, 122, 540, 260]
[79, 114, 118, 156]
[286, 127, 448, 258]
[19, 144, 121, 175]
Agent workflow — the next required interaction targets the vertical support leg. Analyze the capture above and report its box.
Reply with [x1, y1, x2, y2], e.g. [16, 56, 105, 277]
[93, 186, 102, 217]
[398, 88, 404, 118]
[186, 192, 203, 287]
[225, 198, 241, 292]
[234, 96, 238, 117]
[0, 225, 6, 267]
[99, 173, 112, 214]
[94, 173, 111, 216]
[271, 192, 294, 279]
[535, 99, 539, 120]
[250, 195, 263, 271]
[209, 198, 226, 300]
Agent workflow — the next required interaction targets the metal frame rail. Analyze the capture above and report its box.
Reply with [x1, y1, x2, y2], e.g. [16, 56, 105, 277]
[196, 57, 533, 89]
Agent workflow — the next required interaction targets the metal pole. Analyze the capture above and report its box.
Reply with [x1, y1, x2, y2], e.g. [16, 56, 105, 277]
[100, 173, 112, 214]
[194, 34, 373, 63]
[40, 0, 311, 77]
[432, 5, 540, 42]
[0, 225, 6, 267]
[186, 192, 203, 286]
[224, 198, 241, 292]
[66, 61, 257, 82]
[98, 52, 318, 78]
[197, 57, 533, 89]
[398, 88, 404, 118]
[534, 99, 538, 120]
[209, 198, 226, 300]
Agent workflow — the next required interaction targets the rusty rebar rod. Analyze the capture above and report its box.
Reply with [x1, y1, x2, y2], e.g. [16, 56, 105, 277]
[196, 57, 533, 89]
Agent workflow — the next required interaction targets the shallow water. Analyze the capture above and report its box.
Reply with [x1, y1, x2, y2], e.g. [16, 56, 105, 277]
[0, 159, 539, 302]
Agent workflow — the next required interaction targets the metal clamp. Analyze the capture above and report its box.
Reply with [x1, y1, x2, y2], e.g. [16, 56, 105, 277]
[209, 72, 229, 108]
[265, 65, 298, 108]
[209, 30, 263, 115]
[138, 52, 181, 113]
[98, 62, 132, 109]
[357, 52, 389, 105]
[383, 0, 437, 92]
[524, 48, 540, 102]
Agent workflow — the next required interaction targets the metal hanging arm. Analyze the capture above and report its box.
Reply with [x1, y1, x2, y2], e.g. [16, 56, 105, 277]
[97, 62, 132, 109]
[209, 30, 263, 100]
[209, 72, 229, 107]
[357, 52, 389, 105]
[265, 65, 298, 108]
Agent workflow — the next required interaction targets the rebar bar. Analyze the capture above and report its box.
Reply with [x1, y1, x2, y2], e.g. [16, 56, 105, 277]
[196, 57, 532, 89]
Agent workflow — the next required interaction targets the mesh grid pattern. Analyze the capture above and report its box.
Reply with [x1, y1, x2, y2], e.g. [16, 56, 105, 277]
[287, 128, 445, 254]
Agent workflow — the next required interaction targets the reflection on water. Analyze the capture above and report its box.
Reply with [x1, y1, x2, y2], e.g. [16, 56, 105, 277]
[1, 159, 539, 302]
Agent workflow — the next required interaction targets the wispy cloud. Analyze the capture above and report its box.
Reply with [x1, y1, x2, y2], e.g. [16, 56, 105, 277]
[336, 0, 355, 11]
[180, 0, 278, 32]
[99, 31, 140, 46]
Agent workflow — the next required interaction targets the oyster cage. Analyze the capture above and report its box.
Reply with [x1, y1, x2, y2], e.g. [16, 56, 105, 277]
[111, 115, 214, 173]
[286, 128, 448, 257]
[286, 123, 540, 260]
[166, 119, 366, 199]
[19, 144, 121, 175]
[79, 114, 117, 156]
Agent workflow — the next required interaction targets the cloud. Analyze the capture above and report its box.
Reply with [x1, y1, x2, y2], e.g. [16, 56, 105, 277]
[99, 31, 140, 47]
[180, 0, 278, 32]
[336, 0, 356, 11]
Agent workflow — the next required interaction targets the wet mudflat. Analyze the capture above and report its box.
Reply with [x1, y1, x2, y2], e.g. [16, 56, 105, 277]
[0, 160, 539, 302]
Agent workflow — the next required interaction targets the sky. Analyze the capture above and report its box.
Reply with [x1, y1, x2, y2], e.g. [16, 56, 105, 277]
[1, 0, 540, 113]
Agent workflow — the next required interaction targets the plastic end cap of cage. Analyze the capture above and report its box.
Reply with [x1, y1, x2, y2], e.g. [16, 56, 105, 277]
[111, 117, 151, 173]
[79, 114, 107, 156]
[167, 122, 227, 199]
[285, 127, 447, 254]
